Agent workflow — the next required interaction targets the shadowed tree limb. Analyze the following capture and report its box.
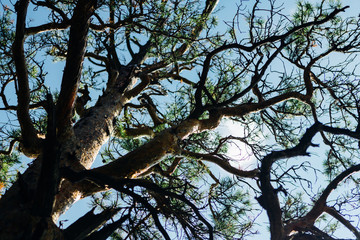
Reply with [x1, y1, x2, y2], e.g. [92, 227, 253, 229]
[258, 122, 321, 240]
[284, 163, 360, 236]
[64, 207, 120, 240]
[55, 0, 97, 136]
[84, 213, 130, 240]
[62, 168, 214, 240]
[0, 139, 17, 155]
[182, 150, 259, 178]
[13, 0, 42, 157]
[324, 206, 360, 240]
[31, 94, 58, 218]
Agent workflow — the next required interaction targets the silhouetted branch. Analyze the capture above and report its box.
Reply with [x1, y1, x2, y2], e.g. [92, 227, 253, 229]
[13, 0, 42, 156]
[182, 150, 259, 178]
[84, 214, 130, 240]
[31, 94, 58, 218]
[62, 168, 214, 240]
[64, 207, 120, 240]
[284, 163, 360, 235]
[259, 122, 321, 239]
[324, 206, 360, 239]
[0, 139, 17, 155]
[192, 6, 348, 117]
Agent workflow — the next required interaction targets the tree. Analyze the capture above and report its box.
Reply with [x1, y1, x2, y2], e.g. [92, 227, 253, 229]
[1, 0, 360, 239]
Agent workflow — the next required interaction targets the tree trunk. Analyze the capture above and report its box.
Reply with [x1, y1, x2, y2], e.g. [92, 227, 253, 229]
[0, 69, 136, 238]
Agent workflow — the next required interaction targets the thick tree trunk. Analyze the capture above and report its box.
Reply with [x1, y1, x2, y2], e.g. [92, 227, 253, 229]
[0, 70, 135, 238]
[0, 156, 65, 239]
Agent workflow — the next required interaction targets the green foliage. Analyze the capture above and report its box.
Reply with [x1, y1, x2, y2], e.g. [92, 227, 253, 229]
[282, 193, 308, 221]
[166, 86, 194, 123]
[0, 153, 20, 192]
[0, 7, 14, 60]
[210, 177, 253, 239]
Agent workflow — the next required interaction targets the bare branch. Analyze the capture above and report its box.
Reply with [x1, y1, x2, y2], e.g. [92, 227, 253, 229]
[56, 0, 97, 135]
[284, 163, 360, 235]
[84, 213, 130, 240]
[324, 206, 360, 240]
[259, 122, 321, 239]
[25, 22, 70, 35]
[31, 0, 69, 21]
[0, 139, 17, 155]
[220, 91, 310, 117]
[182, 150, 259, 178]
[192, 6, 348, 117]
[13, 0, 42, 156]
[64, 207, 120, 240]
[307, 164, 360, 220]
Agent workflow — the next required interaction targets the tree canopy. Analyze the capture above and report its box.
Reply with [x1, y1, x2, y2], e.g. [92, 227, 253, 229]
[1, 0, 360, 239]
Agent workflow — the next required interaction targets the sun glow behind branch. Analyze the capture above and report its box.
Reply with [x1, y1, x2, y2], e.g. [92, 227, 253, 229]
[217, 119, 259, 171]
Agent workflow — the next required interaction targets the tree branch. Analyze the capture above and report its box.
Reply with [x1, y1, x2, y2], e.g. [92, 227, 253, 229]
[84, 213, 130, 240]
[220, 91, 309, 117]
[123, 127, 155, 138]
[0, 139, 17, 155]
[64, 207, 120, 240]
[124, 75, 150, 99]
[55, 0, 97, 135]
[25, 0, 70, 35]
[0, 101, 45, 111]
[25, 22, 70, 35]
[13, 0, 42, 156]
[284, 163, 360, 235]
[259, 122, 321, 239]
[62, 168, 213, 240]
[306, 164, 360, 221]
[213, 38, 294, 108]
[31, 94, 58, 218]
[191, 6, 347, 117]
[32, 0, 69, 21]
[136, 0, 219, 75]
[182, 150, 259, 178]
[324, 206, 360, 240]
